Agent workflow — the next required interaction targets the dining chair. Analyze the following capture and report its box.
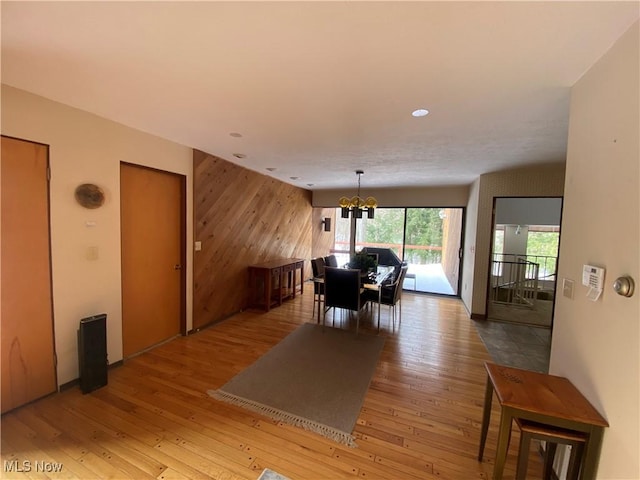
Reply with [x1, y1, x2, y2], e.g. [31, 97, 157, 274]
[323, 266, 368, 334]
[324, 254, 338, 268]
[311, 257, 326, 321]
[367, 264, 409, 328]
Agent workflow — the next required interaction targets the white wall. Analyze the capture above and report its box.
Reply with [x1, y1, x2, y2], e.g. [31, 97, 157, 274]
[1, 85, 194, 385]
[461, 178, 480, 313]
[495, 197, 562, 226]
[503, 225, 529, 256]
[550, 21, 639, 480]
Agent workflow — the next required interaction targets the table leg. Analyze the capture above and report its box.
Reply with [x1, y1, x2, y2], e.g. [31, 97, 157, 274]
[515, 429, 531, 480]
[580, 427, 605, 480]
[265, 270, 271, 312]
[249, 268, 256, 308]
[377, 287, 382, 332]
[316, 283, 322, 324]
[300, 264, 304, 294]
[291, 268, 296, 299]
[492, 408, 513, 480]
[478, 375, 493, 461]
[322, 300, 326, 328]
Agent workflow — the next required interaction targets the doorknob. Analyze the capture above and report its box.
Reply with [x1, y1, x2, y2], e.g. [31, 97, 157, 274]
[174, 264, 182, 270]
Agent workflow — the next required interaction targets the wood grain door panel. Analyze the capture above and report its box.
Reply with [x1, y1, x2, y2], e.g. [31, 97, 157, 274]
[121, 163, 184, 357]
[1, 136, 56, 413]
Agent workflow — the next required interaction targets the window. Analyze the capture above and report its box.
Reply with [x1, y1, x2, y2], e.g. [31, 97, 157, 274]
[331, 207, 463, 295]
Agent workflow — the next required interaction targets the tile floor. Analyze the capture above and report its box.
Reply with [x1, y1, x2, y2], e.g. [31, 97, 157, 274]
[472, 319, 551, 373]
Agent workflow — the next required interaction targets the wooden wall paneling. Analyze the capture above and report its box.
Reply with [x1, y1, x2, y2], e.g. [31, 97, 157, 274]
[441, 208, 463, 294]
[194, 159, 262, 326]
[193, 151, 312, 329]
[311, 207, 336, 272]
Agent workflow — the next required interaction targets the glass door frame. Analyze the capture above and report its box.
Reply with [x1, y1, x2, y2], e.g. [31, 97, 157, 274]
[333, 206, 465, 297]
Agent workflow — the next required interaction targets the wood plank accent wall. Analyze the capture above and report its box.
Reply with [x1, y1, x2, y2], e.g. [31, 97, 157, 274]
[441, 208, 463, 292]
[193, 150, 312, 329]
[311, 207, 336, 274]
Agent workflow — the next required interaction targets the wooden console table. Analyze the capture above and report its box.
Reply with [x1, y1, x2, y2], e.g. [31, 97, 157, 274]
[248, 258, 304, 311]
[478, 362, 608, 480]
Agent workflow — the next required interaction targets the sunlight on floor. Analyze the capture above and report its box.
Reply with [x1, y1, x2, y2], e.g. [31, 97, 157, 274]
[403, 263, 455, 295]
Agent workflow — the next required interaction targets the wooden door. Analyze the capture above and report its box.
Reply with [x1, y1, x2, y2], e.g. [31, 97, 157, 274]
[1, 136, 57, 413]
[121, 163, 185, 357]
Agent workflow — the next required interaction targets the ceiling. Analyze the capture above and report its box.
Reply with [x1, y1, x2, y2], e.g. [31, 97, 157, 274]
[2, 2, 638, 191]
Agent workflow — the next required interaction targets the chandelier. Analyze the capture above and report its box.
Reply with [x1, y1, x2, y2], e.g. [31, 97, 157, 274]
[339, 170, 377, 219]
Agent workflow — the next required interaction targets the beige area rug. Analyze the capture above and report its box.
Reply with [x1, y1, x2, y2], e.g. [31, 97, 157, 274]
[208, 323, 385, 446]
[256, 468, 290, 480]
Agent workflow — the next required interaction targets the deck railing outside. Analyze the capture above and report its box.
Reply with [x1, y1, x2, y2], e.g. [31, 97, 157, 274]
[332, 241, 443, 264]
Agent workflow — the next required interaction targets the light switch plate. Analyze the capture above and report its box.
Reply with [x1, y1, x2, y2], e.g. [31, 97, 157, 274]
[194, 241, 202, 252]
[86, 246, 99, 261]
[562, 278, 574, 299]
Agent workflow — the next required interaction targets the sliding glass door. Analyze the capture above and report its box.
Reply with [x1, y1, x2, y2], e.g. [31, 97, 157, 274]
[403, 208, 462, 295]
[332, 207, 463, 296]
[353, 208, 405, 258]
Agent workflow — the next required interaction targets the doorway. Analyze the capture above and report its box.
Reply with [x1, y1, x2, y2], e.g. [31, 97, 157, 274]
[1, 136, 57, 413]
[488, 197, 562, 327]
[120, 163, 186, 357]
[403, 208, 463, 295]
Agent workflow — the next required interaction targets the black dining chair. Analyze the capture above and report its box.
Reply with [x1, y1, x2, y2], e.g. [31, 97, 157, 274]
[311, 257, 326, 321]
[366, 264, 409, 329]
[323, 266, 368, 334]
[324, 254, 339, 268]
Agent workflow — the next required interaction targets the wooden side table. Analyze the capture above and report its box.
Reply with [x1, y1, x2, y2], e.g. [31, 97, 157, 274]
[248, 258, 304, 311]
[478, 362, 608, 480]
[515, 418, 587, 480]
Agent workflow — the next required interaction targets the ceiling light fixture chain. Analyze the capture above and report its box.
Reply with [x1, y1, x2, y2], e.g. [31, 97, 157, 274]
[339, 170, 377, 219]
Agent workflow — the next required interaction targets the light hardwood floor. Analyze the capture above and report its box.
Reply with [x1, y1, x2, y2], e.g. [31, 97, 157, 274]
[1, 289, 544, 479]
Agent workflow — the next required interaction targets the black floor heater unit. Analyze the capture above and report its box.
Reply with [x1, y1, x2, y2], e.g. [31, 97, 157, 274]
[77, 313, 108, 393]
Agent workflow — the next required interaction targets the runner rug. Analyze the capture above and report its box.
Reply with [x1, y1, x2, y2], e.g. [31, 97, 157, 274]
[208, 322, 385, 446]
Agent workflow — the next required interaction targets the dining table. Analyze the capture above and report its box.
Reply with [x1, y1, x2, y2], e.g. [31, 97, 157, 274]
[363, 265, 394, 332]
[478, 362, 609, 480]
[312, 265, 394, 331]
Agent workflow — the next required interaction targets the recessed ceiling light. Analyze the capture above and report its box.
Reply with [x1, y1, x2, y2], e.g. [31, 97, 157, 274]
[230, 132, 243, 137]
[307, 183, 314, 187]
[411, 108, 429, 117]
[290, 176, 300, 180]
[232, 153, 246, 159]
[266, 167, 277, 172]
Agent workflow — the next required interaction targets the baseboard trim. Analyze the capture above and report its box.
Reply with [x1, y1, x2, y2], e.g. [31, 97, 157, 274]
[189, 311, 241, 335]
[59, 359, 123, 392]
[59, 378, 78, 392]
[471, 313, 487, 321]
